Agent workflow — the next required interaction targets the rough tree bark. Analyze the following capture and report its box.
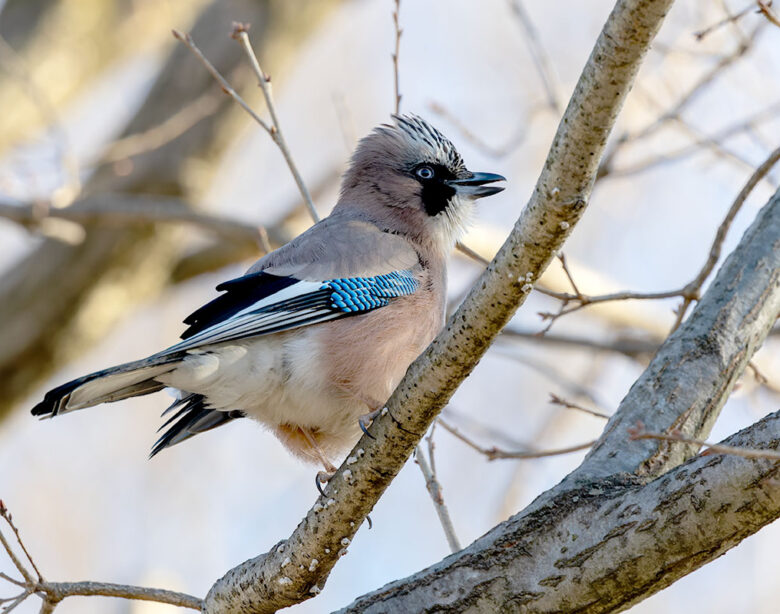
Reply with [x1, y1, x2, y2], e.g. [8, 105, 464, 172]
[0, 0, 340, 420]
[201, 0, 678, 612]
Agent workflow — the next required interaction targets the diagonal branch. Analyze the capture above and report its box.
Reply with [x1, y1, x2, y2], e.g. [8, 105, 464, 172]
[202, 0, 676, 611]
[341, 410, 780, 613]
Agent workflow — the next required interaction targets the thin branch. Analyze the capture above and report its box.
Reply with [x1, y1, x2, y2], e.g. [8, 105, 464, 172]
[172, 26, 319, 223]
[41, 581, 202, 610]
[232, 25, 319, 223]
[758, 0, 780, 27]
[549, 393, 610, 420]
[693, 2, 755, 40]
[670, 143, 780, 330]
[414, 442, 461, 553]
[538, 144, 780, 333]
[438, 418, 595, 461]
[391, 0, 402, 115]
[506, 0, 561, 112]
[628, 422, 780, 460]
[0, 501, 202, 611]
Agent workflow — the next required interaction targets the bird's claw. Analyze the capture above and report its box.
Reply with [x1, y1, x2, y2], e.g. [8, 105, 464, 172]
[315, 470, 335, 497]
[358, 408, 383, 439]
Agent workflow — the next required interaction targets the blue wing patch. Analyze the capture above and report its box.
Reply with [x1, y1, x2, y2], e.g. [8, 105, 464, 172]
[165, 270, 420, 353]
[322, 271, 419, 313]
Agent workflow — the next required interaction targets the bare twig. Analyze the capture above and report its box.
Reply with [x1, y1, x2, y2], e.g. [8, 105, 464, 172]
[535, 254, 688, 332]
[438, 418, 595, 461]
[693, 2, 755, 40]
[0, 501, 202, 612]
[549, 393, 610, 420]
[391, 0, 402, 115]
[232, 25, 319, 223]
[428, 100, 538, 159]
[414, 441, 461, 553]
[538, 144, 780, 333]
[501, 327, 660, 358]
[506, 0, 560, 112]
[601, 100, 780, 179]
[628, 423, 780, 460]
[758, 1, 780, 27]
[670, 143, 780, 330]
[173, 26, 319, 223]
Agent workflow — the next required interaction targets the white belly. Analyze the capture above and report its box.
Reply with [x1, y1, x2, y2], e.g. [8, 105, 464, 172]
[156, 329, 365, 458]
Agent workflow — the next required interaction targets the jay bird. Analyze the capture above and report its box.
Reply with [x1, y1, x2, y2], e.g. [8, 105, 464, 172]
[32, 114, 505, 476]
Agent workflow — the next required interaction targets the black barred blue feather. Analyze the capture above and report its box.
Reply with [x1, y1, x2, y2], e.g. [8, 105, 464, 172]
[323, 271, 418, 313]
[159, 269, 420, 356]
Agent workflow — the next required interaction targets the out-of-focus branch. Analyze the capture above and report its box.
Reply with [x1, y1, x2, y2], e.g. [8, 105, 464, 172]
[0, 1, 202, 157]
[0, 501, 202, 612]
[169, 163, 343, 284]
[0, 33, 80, 206]
[414, 437, 461, 553]
[694, 1, 756, 40]
[438, 418, 596, 461]
[506, 0, 560, 112]
[599, 100, 780, 179]
[99, 90, 221, 165]
[202, 1, 675, 610]
[0, 194, 269, 247]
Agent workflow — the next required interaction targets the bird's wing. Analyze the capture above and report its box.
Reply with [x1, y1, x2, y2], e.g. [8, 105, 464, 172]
[247, 213, 420, 279]
[159, 218, 421, 354]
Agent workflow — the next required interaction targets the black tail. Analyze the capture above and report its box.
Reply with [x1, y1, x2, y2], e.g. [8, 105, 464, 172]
[150, 394, 244, 457]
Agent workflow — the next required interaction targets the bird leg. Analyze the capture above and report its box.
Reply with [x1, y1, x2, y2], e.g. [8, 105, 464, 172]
[299, 426, 337, 496]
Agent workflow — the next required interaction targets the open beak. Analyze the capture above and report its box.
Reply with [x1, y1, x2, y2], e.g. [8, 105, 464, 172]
[447, 172, 506, 198]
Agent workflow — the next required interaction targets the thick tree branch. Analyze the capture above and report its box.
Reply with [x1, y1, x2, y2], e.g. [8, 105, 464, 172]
[202, 0, 675, 611]
[341, 410, 780, 613]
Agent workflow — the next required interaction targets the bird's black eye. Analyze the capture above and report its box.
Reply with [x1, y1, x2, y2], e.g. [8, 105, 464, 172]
[416, 165, 435, 180]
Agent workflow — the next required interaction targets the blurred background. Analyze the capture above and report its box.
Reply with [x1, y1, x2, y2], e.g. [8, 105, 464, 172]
[0, 0, 778, 612]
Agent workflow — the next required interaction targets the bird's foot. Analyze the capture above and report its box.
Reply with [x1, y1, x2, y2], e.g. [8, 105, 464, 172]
[358, 408, 384, 439]
[315, 468, 336, 497]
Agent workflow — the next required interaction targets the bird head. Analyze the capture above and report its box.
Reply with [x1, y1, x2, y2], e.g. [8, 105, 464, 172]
[338, 114, 505, 252]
